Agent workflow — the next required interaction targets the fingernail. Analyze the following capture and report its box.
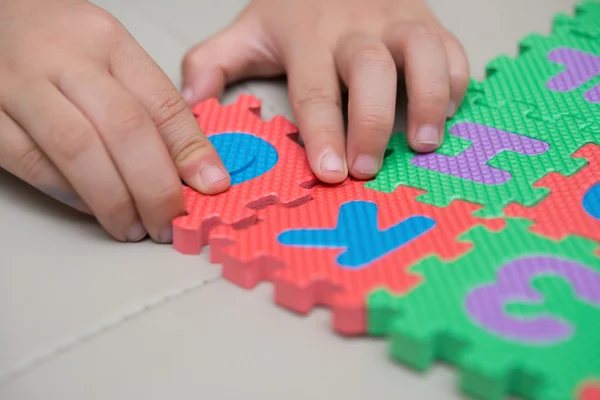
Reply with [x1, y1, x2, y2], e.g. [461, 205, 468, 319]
[126, 222, 147, 242]
[416, 125, 440, 145]
[158, 226, 173, 244]
[320, 151, 345, 173]
[352, 154, 380, 175]
[182, 87, 194, 104]
[200, 165, 228, 188]
[447, 99, 457, 117]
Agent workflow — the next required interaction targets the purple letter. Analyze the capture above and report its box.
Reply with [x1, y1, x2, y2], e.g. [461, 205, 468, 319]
[465, 256, 600, 344]
[546, 47, 600, 104]
[410, 122, 549, 185]
[585, 85, 600, 103]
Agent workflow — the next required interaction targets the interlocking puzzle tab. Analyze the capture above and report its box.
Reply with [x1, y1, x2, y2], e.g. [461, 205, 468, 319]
[365, 97, 599, 217]
[172, 94, 317, 254]
[172, 3, 600, 399]
[477, 25, 600, 130]
[505, 144, 600, 245]
[209, 180, 504, 335]
[553, 1, 600, 40]
[368, 218, 600, 400]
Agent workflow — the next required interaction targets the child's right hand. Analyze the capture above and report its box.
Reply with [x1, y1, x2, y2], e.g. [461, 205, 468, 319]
[0, 0, 231, 244]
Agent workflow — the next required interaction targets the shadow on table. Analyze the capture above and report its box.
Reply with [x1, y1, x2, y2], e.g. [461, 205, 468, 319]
[0, 169, 103, 238]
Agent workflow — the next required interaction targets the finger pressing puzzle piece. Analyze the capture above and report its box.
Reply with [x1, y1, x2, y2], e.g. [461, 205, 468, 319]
[365, 97, 599, 217]
[172, 94, 317, 254]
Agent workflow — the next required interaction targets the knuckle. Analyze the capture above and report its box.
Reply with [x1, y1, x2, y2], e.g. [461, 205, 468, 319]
[294, 87, 340, 110]
[18, 146, 51, 183]
[441, 30, 463, 49]
[87, 8, 123, 39]
[357, 105, 393, 133]
[407, 22, 439, 41]
[150, 92, 190, 131]
[443, 37, 471, 89]
[172, 134, 212, 166]
[450, 67, 470, 91]
[419, 84, 450, 106]
[115, 110, 150, 138]
[182, 50, 201, 72]
[312, 124, 342, 139]
[101, 193, 134, 223]
[46, 123, 93, 162]
[351, 46, 393, 71]
[144, 183, 183, 212]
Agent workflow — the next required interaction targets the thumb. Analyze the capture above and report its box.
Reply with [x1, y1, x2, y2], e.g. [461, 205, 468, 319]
[181, 9, 283, 105]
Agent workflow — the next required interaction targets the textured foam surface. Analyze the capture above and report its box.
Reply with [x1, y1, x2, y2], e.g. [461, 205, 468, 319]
[505, 144, 600, 244]
[208, 132, 279, 186]
[209, 180, 504, 335]
[367, 219, 600, 400]
[554, 1, 600, 40]
[479, 27, 600, 129]
[365, 98, 598, 217]
[172, 94, 317, 254]
[171, 3, 600, 400]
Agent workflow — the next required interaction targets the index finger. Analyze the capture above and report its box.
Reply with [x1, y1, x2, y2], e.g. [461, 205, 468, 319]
[110, 32, 231, 195]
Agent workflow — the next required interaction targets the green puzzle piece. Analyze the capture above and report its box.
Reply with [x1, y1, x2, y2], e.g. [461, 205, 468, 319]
[364, 97, 599, 217]
[478, 23, 600, 130]
[553, 1, 600, 39]
[367, 218, 600, 400]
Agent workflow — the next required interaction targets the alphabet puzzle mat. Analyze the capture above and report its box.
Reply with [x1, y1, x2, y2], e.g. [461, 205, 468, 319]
[172, 3, 600, 399]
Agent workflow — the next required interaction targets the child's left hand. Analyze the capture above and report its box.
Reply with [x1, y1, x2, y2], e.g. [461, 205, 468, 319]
[181, 0, 470, 184]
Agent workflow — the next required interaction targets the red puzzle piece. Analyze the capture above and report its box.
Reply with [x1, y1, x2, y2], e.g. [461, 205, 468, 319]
[209, 180, 505, 335]
[579, 381, 600, 400]
[504, 144, 600, 244]
[172, 94, 317, 254]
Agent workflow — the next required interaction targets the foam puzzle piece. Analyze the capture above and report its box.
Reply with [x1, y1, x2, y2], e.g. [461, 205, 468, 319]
[209, 180, 504, 335]
[168, 5, 600, 400]
[579, 381, 600, 400]
[504, 144, 600, 244]
[553, 1, 600, 39]
[364, 97, 599, 217]
[172, 94, 317, 254]
[477, 28, 600, 129]
[367, 218, 600, 400]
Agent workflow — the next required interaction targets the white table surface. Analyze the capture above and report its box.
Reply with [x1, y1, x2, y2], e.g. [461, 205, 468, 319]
[0, 0, 578, 399]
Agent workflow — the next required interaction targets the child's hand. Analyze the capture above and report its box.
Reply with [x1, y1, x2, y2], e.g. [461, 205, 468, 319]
[182, 0, 470, 183]
[0, 0, 231, 243]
